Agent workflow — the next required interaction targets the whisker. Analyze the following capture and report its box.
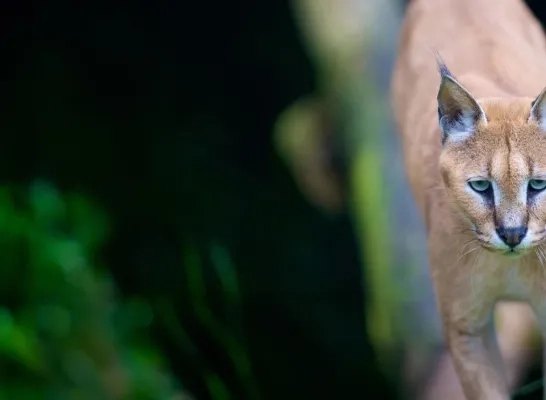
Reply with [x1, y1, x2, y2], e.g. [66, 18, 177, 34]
[535, 249, 543, 268]
[537, 246, 546, 268]
[459, 239, 478, 255]
[470, 248, 483, 297]
[534, 245, 544, 268]
[451, 225, 476, 236]
[455, 245, 481, 266]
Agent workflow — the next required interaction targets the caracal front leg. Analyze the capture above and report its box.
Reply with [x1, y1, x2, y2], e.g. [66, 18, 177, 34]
[444, 307, 510, 400]
[526, 303, 546, 400]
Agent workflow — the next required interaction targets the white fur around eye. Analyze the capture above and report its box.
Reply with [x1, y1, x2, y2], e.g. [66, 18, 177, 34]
[465, 183, 491, 205]
[516, 181, 527, 205]
[492, 181, 502, 207]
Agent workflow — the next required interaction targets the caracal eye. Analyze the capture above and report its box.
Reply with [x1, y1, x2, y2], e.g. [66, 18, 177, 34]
[529, 179, 546, 191]
[469, 180, 491, 193]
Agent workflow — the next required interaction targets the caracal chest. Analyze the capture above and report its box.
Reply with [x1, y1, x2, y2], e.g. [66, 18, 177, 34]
[463, 253, 546, 326]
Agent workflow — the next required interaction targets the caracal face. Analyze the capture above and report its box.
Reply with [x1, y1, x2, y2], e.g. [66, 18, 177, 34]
[437, 61, 546, 257]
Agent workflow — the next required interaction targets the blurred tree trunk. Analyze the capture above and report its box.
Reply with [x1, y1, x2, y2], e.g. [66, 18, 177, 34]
[275, 0, 444, 396]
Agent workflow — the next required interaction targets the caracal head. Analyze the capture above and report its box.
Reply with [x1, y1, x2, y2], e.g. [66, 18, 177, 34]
[437, 56, 546, 256]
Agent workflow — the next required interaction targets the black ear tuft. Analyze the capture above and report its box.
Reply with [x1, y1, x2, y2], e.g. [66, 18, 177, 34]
[432, 49, 454, 79]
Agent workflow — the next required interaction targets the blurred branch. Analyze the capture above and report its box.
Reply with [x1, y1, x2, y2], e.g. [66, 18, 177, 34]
[276, 0, 403, 372]
[274, 95, 345, 213]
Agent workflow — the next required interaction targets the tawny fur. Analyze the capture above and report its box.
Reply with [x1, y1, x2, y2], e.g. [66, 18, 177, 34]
[391, 0, 546, 398]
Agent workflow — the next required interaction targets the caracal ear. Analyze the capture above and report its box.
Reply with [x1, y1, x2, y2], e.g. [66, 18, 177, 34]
[529, 86, 546, 131]
[435, 53, 487, 144]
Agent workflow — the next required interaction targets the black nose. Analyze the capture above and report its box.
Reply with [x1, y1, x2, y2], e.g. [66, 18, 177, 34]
[496, 226, 527, 248]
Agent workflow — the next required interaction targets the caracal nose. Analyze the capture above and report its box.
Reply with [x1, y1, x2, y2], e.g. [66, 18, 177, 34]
[496, 226, 527, 248]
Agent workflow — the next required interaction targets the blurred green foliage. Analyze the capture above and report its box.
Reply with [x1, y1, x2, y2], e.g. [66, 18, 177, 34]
[159, 243, 260, 400]
[0, 180, 185, 400]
